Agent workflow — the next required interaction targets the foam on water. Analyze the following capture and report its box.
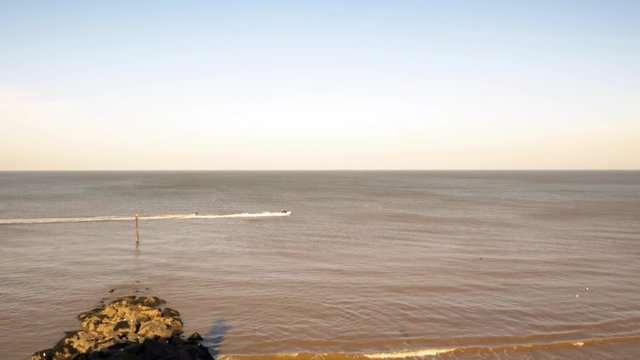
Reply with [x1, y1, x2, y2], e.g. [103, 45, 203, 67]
[363, 348, 457, 358]
[217, 335, 640, 359]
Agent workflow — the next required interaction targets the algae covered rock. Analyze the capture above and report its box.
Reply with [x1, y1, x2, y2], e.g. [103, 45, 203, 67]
[32, 296, 211, 360]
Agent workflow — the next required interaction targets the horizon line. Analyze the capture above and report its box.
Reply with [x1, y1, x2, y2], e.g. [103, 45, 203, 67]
[1, 169, 638, 172]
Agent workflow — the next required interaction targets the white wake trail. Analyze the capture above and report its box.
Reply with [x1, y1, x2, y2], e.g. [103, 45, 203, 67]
[0, 211, 291, 225]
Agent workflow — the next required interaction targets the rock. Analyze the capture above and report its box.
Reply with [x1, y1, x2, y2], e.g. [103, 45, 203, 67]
[31, 348, 54, 360]
[125, 332, 144, 343]
[164, 316, 184, 332]
[78, 306, 104, 321]
[162, 307, 181, 319]
[32, 295, 208, 360]
[137, 318, 174, 339]
[101, 304, 117, 319]
[53, 345, 77, 359]
[134, 295, 166, 307]
[134, 305, 162, 321]
[65, 331, 97, 353]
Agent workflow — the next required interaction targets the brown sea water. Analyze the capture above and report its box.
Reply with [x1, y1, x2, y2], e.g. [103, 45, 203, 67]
[0, 171, 639, 359]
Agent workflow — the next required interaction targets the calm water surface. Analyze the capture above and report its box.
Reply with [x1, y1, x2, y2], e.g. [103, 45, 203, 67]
[0, 171, 639, 359]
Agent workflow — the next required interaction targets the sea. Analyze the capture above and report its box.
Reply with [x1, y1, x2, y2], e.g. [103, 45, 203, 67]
[0, 171, 639, 359]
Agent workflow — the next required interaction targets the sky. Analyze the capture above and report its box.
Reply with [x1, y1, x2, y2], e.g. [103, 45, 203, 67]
[1, 0, 639, 170]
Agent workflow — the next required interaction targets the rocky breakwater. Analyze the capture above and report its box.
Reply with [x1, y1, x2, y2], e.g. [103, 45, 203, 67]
[32, 296, 213, 360]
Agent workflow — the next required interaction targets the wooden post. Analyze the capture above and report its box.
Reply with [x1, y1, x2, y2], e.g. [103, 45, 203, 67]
[135, 214, 140, 247]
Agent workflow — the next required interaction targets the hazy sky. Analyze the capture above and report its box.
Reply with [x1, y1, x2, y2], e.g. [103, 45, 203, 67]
[1, 0, 639, 170]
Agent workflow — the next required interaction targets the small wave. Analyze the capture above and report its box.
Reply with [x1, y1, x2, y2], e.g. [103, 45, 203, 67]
[363, 348, 456, 358]
[218, 335, 640, 360]
[0, 211, 291, 225]
[218, 351, 455, 360]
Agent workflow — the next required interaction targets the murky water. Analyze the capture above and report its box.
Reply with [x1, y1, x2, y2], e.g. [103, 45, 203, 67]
[1, 171, 639, 359]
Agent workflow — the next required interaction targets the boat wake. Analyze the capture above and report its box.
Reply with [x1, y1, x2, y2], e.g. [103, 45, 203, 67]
[0, 211, 291, 225]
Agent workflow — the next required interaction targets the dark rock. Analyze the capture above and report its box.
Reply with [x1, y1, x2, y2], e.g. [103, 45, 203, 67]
[114, 321, 130, 331]
[31, 348, 54, 360]
[162, 307, 181, 319]
[102, 342, 140, 353]
[52, 343, 77, 359]
[134, 296, 166, 307]
[32, 295, 208, 360]
[78, 306, 105, 321]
